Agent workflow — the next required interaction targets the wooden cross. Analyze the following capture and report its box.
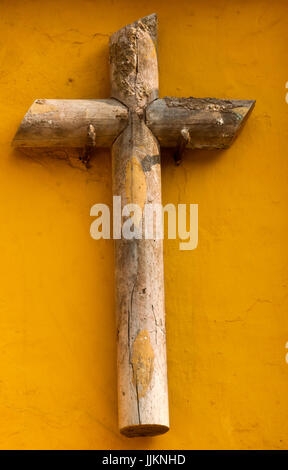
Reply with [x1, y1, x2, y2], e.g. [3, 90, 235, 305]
[13, 14, 255, 437]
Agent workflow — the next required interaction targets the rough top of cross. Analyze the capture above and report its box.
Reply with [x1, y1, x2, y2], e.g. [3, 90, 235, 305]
[109, 13, 159, 112]
[13, 13, 255, 160]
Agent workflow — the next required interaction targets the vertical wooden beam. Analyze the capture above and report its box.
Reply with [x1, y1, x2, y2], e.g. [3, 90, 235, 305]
[110, 14, 169, 437]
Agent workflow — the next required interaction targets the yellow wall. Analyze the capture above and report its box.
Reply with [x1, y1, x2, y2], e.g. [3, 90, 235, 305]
[0, 0, 287, 449]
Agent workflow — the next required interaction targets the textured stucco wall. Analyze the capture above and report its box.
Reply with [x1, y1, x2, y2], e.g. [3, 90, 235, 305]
[0, 0, 288, 449]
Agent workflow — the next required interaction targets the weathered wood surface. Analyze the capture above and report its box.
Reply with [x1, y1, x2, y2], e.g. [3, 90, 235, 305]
[12, 99, 128, 148]
[109, 13, 158, 112]
[146, 97, 255, 149]
[111, 14, 169, 437]
[112, 114, 169, 438]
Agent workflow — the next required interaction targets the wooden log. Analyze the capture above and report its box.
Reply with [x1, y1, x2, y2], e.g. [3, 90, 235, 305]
[112, 114, 169, 437]
[146, 97, 255, 149]
[109, 13, 158, 111]
[111, 14, 169, 437]
[12, 99, 128, 148]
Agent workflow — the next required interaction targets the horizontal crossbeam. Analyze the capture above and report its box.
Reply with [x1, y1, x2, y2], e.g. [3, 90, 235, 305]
[12, 99, 128, 148]
[13, 96, 255, 151]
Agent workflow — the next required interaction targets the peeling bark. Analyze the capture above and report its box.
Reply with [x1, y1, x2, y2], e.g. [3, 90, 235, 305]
[146, 97, 255, 149]
[109, 13, 159, 112]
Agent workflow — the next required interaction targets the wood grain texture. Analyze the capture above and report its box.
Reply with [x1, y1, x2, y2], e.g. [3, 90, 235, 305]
[12, 99, 128, 148]
[146, 97, 255, 149]
[109, 13, 159, 112]
[110, 14, 169, 437]
[112, 113, 169, 437]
